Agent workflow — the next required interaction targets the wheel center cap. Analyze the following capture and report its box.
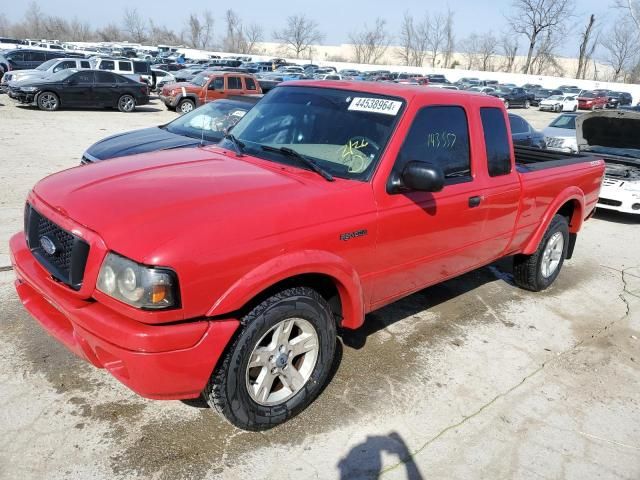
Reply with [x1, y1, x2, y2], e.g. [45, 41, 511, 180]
[275, 353, 288, 368]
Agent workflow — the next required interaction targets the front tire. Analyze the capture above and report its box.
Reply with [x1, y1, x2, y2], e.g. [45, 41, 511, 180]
[513, 214, 569, 292]
[118, 94, 136, 112]
[204, 287, 337, 431]
[177, 98, 195, 114]
[525, 100, 531, 109]
[37, 91, 59, 111]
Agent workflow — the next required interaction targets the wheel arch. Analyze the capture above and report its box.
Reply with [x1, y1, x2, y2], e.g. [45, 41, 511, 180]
[522, 189, 584, 255]
[206, 251, 365, 330]
[35, 90, 60, 108]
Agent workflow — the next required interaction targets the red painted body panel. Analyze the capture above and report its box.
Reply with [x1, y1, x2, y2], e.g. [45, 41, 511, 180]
[10, 81, 605, 398]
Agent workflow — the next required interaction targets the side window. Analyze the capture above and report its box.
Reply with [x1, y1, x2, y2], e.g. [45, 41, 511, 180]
[95, 71, 115, 83]
[7, 52, 24, 61]
[99, 60, 115, 70]
[80, 61, 90, 68]
[53, 60, 76, 73]
[118, 61, 132, 72]
[245, 77, 257, 90]
[480, 108, 512, 177]
[45, 52, 60, 60]
[508, 115, 529, 134]
[227, 76, 242, 89]
[24, 51, 46, 62]
[212, 77, 224, 90]
[74, 71, 94, 84]
[397, 106, 471, 183]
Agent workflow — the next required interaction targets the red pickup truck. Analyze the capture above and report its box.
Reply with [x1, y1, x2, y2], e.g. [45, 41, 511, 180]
[10, 82, 604, 431]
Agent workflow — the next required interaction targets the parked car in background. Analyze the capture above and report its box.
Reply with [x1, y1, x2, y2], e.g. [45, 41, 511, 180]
[539, 95, 578, 113]
[1, 57, 92, 92]
[605, 91, 633, 109]
[509, 113, 546, 148]
[531, 88, 563, 106]
[152, 68, 175, 92]
[160, 71, 261, 113]
[8, 69, 149, 112]
[426, 74, 449, 84]
[82, 97, 259, 163]
[467, 86, 495, 95]
[543, 112, 579, 152]
[576, 110, 640, 215]
[491, 87, 534, 109]
[173, 66, 206, 82]
[0, 49, 71, 76]
[577, 90, 608, 110]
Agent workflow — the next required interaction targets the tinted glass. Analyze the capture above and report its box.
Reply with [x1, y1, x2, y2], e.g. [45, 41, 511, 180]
[549, 115, 576, 130]
[95, 71, 115, 83]
[245, 77, 257, 90]
[80, 61, 90, 68]
[7, 52, 24, 61]
[73, 71, 94, 84]
[509, 115, 529, 134]
[44, 52, 60, 60]
[227, 76, 242, 89]
[36, 59, 58, 71]
[118, 61, 132, 72]
[25, 51, 46, 62]
[133, 62, 149, 73]
[481, 108, 512, 177]
[397, 106, 471, 182]
[53, 60, 76, 72]
[99, 60, 115, 70]
[213, 77, 224, 89]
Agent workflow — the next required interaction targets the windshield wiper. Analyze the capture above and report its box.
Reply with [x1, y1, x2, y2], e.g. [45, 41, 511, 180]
[224, 133, 245, 157]
[260, 145, 334, 182]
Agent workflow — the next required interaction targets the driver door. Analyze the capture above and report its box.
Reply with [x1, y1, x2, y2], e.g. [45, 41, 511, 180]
[204, 76, 225, 103]
[371, 103, 490, 307]
[62, 71, 94, 106]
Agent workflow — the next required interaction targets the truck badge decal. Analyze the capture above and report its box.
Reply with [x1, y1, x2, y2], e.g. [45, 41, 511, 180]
[340, 229, 368, 241]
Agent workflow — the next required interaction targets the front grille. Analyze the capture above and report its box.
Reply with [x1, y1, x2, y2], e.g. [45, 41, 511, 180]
[598, 198, 622, 207]
[602, 177, 622, 187]
[25, 204, 90, 290]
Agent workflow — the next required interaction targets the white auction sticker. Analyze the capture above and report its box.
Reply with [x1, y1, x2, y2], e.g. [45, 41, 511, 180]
[348, 97, 402, 116]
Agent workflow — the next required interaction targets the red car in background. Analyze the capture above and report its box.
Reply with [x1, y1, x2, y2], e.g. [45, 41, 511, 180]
[578, 90, 608, 110]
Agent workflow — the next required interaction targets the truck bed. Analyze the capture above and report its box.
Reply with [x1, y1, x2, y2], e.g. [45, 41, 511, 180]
[515, 146, 597, 172]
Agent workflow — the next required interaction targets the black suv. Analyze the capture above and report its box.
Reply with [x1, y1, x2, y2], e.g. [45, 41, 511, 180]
[606, 91, 633, 108]
[0, 49, 76, 76]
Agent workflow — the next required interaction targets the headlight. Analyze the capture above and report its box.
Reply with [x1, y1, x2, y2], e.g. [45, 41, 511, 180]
[96, 252, 179, 309]
[21, 86, 38, 92]
[170, 89, 176, 95]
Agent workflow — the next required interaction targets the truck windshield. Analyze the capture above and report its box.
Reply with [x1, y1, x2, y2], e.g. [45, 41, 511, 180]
[226, 86, 405, 181]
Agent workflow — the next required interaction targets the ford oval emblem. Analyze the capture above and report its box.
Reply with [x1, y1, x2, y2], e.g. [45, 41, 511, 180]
[40, 236, 57, 256]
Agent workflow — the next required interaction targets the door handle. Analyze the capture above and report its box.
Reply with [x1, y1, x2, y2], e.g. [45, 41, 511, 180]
[468, 196, 482, 208]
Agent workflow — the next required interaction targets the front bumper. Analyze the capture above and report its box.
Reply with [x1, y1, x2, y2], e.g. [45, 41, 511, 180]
[10, 232, 239, 399]
[539, 104, 559, 111]
[159, 94, 177, 107]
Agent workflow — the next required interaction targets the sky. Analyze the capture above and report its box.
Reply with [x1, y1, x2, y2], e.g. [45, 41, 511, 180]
[2, 0, 619, 57]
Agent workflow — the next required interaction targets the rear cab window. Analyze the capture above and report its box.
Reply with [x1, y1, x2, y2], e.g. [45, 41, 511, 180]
[480, 108, 512, 177]
[396, 105, 472, 185]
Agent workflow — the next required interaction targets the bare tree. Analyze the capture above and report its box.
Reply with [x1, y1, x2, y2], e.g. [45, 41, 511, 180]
[96, 23, 121, 42]
[22, 1, 45, 39]
[148, 20, 181, 45]
[576, 14, 597, 79]
[499, 34, 519, 71]
[601, 20, 638, 81]
[243, 23, 264, 54]
[0, 14, 10, 36]
[185, 11, 214, 49]
[530, 30, 564, 75]
[396, 12, 415, 66]
[478, 33, 498, 71]
[442, 9, 455, 68]
[223, 9, 243, 52]
[122, 8, 147, 43]
[428, 13, 447, 67]
[508, 0, 574, 74]
[273, 14, 323, 58]
[459, 34, 480, 70]
[349, 18, 390, 64]
[69, 17, 93, 41]
[615, 0, 640, 30]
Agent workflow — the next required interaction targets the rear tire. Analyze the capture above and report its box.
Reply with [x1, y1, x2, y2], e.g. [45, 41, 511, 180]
[513, 214, 569, 292]
[37, 91, 59, 111]
[524, 100, 531, 109]
[204, 286, 337, 431]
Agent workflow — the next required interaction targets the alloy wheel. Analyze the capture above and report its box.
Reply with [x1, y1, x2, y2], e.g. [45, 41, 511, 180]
[541, 232, 564, 278]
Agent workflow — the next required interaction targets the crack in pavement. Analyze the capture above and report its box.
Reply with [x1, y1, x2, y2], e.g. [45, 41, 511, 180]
[379, 265, 638, 478]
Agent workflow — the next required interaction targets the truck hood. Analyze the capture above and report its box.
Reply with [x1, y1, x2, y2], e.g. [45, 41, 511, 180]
[162, 81, 199, 94]
[576, 110, 640, 161]
[32, 147, 358, 263]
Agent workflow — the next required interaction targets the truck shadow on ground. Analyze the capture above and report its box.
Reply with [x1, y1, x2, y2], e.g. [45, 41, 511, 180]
[593, 209, 640, 224]
[340, 258, 514, 350]
[337, 431, 424, 480]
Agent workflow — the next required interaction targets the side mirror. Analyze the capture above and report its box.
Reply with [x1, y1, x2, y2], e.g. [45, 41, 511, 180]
[389, 161, 445, 193]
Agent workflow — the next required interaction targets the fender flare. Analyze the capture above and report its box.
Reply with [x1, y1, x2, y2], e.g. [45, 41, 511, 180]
[206, 250, 365, 330]
[522, 186, 585, 255]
